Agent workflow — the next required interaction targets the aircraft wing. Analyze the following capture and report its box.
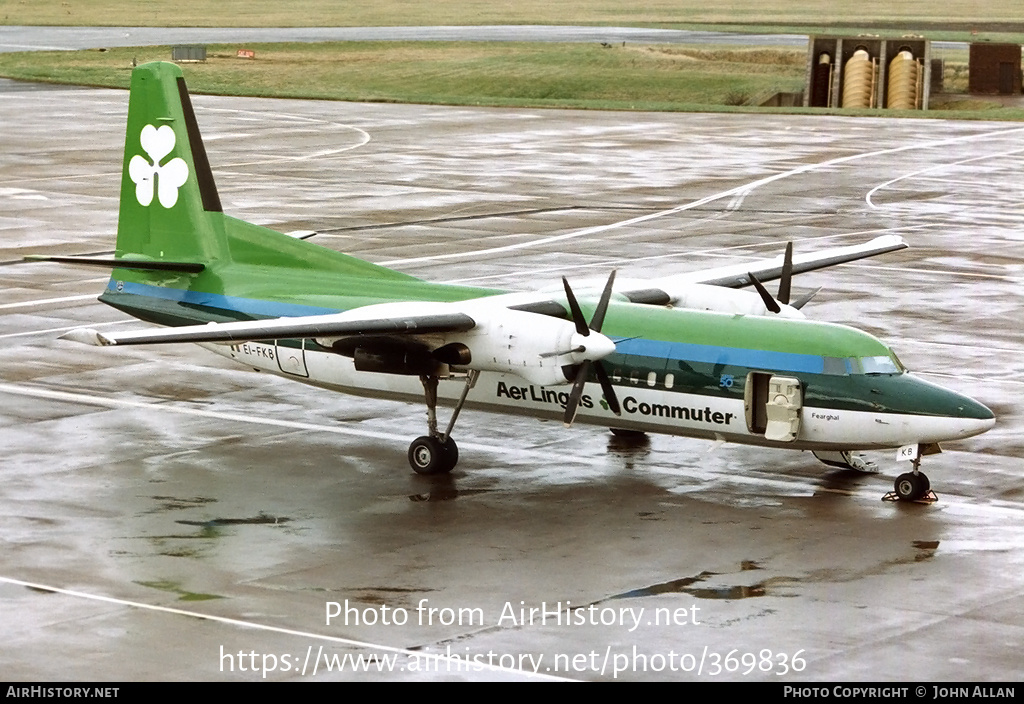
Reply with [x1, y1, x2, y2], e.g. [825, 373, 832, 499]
[462, 235, 908, 315]
[619, 235, 907, 304]
[62, 235, 907, 347]
[62, 310, 476, 347]
[62, 298, 612, 389]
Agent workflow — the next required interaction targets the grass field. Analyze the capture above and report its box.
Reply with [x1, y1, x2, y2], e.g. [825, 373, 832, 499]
[0, 41, 1019, 118]
[0, 42, 1021, 120]
[0, 42, 808, 109]
[2, 2, 1023, 119]
[2, 0, 1024, 38]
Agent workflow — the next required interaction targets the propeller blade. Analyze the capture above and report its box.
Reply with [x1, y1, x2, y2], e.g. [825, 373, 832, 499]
[747, 272, 782, 314]
[791, 287, 822, 310]
[778, 241, 793, 305]
[563, 361, 591, 427]
[594, 362, 621, 416]
[562, 277, 590, 337]
[589, 270, 617, 333]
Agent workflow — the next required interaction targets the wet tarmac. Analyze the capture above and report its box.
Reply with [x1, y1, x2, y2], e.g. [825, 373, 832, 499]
[1, 81, 1022, 681]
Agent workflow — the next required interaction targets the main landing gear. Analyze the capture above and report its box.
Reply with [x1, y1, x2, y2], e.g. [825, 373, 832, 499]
[408, 370, 479, 475]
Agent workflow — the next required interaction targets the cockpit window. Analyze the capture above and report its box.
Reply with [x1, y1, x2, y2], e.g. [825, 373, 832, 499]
[857, 355, 903, 375]
[822, 354, 905, 376]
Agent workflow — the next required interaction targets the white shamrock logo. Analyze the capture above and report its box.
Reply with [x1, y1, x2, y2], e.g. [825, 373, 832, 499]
[128, 125, 189, 208]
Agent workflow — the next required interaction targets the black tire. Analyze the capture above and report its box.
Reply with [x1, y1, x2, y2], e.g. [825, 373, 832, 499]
[894, 472, 928, 502]
[408, 436, 458, 475]
[439, 436, 458, 471]
[918, 472, 930, 493]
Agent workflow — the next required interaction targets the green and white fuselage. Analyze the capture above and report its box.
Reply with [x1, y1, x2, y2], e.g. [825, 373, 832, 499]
[98, 269, 992, 452]
[53, 62, 993, 493]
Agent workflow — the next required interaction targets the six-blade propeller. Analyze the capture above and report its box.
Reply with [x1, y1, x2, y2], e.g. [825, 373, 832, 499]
[560, 271, 622, 427]
[558, 242, 816, 428]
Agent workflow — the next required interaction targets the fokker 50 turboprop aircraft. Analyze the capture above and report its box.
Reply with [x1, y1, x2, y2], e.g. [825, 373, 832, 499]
[42, 62, 995, 502]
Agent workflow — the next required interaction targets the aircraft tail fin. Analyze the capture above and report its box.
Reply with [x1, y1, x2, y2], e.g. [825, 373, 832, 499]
[116, 61, 229, 265]
[112, 62, 415, 281]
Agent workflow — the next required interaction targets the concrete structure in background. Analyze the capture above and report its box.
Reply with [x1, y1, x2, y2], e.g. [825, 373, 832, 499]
[968, 43, 1022, 94]
[805, 37, 931, 110]
[171, 45, 207, 62]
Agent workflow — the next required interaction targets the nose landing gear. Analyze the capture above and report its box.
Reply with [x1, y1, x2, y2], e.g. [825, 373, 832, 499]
[893, 469, 931, 502]
[886, 454, 936, 503]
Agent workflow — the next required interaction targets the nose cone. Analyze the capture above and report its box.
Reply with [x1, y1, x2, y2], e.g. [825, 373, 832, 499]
[954, 394, 995, 422]
[949, 392, 996, 439]
[907, 376, 995, 441]
[865, 374, 995, 443]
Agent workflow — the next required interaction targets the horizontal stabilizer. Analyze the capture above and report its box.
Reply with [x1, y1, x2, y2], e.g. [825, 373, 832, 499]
[24, 255, 204, 273]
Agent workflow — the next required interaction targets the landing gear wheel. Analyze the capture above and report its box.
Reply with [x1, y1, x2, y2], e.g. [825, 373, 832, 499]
[894, 471, 930, 502]
[408, 435, 458, 475]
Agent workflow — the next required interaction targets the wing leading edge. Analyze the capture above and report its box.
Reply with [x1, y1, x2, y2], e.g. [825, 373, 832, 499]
[62, 311, 475, 347]
[619, 235, 907, 304]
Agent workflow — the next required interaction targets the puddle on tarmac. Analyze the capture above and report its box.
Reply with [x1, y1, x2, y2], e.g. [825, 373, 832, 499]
[610, 562, 789, 601]
[409, 488, 491, 502]
[175, 513, 290, 528]
[146, 496, 217, 513]
[912, 540, 940, 561]
[135, 580, 224, 601]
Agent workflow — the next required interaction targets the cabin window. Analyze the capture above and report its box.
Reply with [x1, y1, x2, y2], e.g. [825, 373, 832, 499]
[612, 368, 622, 382]
[629, 371, 639, 385]
[664, 373, 674, 389]
[647, 371, 657, 387]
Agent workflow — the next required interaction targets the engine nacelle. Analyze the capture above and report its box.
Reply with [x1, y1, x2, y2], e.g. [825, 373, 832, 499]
[313, 300, 616, 387]
[449, 307, 611, 387]
[664, 283, 805, 318]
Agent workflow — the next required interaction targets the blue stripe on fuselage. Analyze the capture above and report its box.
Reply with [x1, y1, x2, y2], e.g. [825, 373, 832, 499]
[109, 280, 826, 375]
[614, 338, 825, 374]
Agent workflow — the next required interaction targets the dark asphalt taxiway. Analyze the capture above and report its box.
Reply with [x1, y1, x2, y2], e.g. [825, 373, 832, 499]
[1, 80, 1022, 681]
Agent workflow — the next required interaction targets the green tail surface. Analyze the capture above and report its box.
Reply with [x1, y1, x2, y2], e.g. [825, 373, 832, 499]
[114, 61, 417, 282]
[101, 62, 503, 325]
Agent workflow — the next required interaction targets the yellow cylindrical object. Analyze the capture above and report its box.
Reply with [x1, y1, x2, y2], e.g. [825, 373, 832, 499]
[842, 49, 875, 108]
[887, 50, 920, 109]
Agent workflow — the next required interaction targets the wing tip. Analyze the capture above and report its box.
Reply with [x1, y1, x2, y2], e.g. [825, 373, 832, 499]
[59, 328, 113, 346]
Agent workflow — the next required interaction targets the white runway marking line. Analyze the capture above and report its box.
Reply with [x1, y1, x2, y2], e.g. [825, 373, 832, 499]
[0, 294, 97, 310]
[197, 105, 372, 168]
[0, 106, 371, 186]
[381, 125, 1024, 267]
[862, 263, 1018, 283]
[0, 381, 601, 466]
[865, 148, 1024, 210]
[0, 576, 572, 682]
[0, 319, 122, 341]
